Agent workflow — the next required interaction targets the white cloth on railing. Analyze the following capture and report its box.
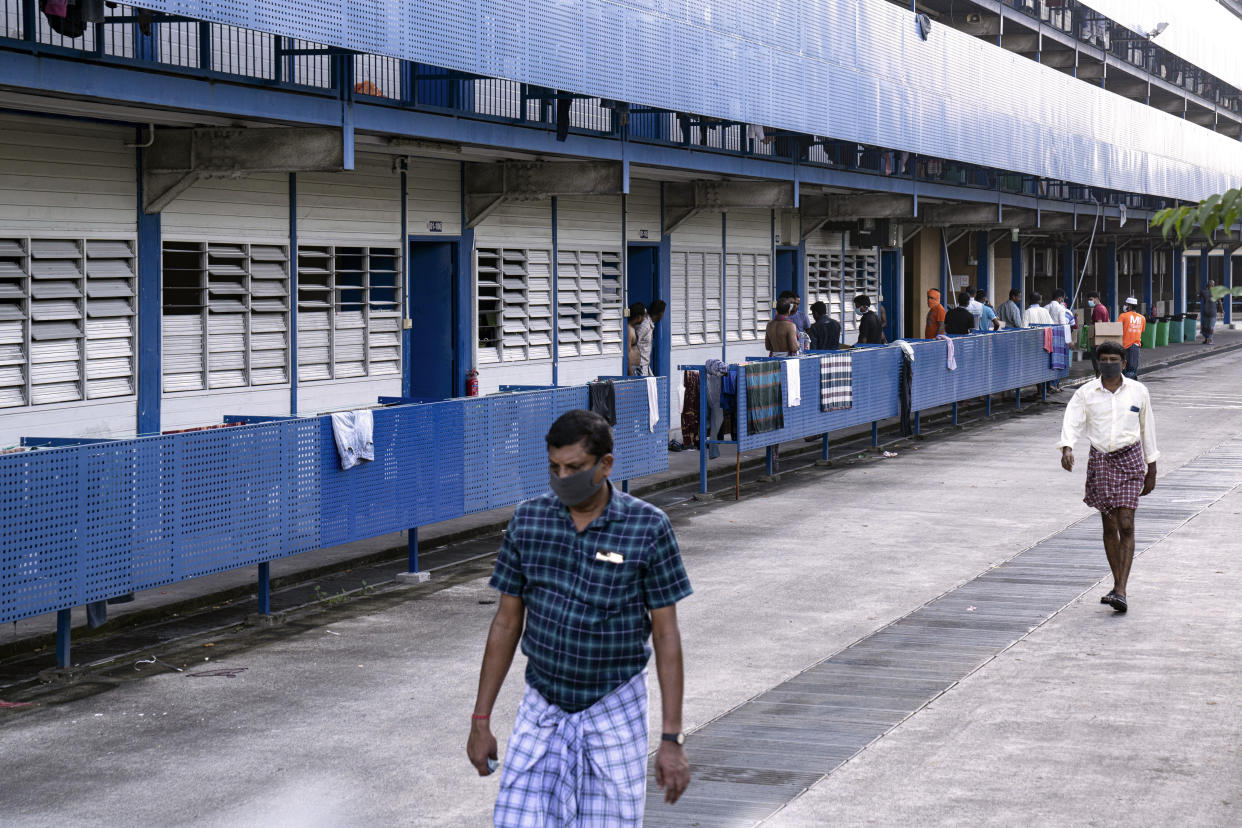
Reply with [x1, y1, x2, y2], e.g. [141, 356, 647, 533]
[936, 334, 957, 371]
[891, 340, 916, 362]
[645, 377, 660, 432]
[331, 409, 375, 470]
[784, 359, 801, 407]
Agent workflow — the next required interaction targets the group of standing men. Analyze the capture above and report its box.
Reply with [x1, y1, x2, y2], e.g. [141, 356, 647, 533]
[765, 289, 885, 356]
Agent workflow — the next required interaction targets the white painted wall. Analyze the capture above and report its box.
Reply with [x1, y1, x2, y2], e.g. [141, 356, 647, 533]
[299, 153, 402, 245]
[0, 399, 136, 445]
[0, 114, 135, 237]
[727, 209, 772, 252]
[161, 174, 289, 242]
[161, 386, 290, 432]
[298, 374, 401, 415]
[625, 180, 661, 243]
[406, 158, 462, 236]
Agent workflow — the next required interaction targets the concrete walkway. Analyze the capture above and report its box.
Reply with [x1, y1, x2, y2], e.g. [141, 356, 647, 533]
[1, 343, 1240, 827]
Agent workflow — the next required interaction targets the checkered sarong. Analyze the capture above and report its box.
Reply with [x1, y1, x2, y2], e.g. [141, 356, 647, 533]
[745, 361, 784, 435]
[1083, 442, 1147, 514]
[819, 354, 852, 411]
[494, 671, 648, 827]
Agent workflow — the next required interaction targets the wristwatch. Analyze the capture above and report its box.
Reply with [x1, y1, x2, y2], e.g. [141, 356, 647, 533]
[661, 732, 685, 745]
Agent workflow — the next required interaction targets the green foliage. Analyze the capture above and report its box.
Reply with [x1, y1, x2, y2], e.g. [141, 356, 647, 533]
[1151, 188, 1242, 244]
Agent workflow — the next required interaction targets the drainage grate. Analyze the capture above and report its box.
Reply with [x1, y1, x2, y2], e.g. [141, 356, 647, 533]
[643, 439, 1242, 827]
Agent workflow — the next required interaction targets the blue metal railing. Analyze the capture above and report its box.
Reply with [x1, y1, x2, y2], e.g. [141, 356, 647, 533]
[0, 376, 669, 663]
[681, 327, 1068, 493]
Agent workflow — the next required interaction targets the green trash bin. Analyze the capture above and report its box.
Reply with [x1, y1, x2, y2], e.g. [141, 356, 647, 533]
[1168, 316, 1184, 344]
[1140, 322, 1156, 350]
[1077, 325, 1091, 351]
[1184, 314, 1198, 341]
[1155, 320, 1170, 346]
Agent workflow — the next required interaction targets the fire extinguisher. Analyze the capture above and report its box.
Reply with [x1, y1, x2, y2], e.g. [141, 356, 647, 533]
[466, 368, 479, 397]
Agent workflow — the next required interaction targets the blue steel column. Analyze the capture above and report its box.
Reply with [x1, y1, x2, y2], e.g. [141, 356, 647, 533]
[1173, 246, 1185, 314]
[551, 196, 559, 385]
[1224, 250, 1234, 326]
[1200, 248, 1212, 311]
[939, 229, 949, 309]
[1104, 242, 1117, 320]
[880, 248, 900, 342]
[721, 212, 728, 362]
[257, 563, 271, 614]
[1060, 243, 1075, 303]
[56, 609, 71, 668]
[289, 173, 299, 414]
[1142, 244, 1154, 313]
[975, 231, 990, 296]
[399, 162, 412, 399]
[1010, 237, 1023, 296]
[657, 185, 672, 382]
[457, 163, 475, 398]
[136, 141, 162, 436]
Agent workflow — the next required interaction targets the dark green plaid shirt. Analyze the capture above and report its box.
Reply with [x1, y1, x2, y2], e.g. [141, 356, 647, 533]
[489, 484, 692, 713]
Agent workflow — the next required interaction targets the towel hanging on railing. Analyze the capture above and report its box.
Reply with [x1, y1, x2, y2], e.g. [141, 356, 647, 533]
[784, 359, 801, 407]
[331, 409, 375, 470]
[819, 354, 853, 411]
[745, 361, 784, 435]
[645, 377, 659, 432]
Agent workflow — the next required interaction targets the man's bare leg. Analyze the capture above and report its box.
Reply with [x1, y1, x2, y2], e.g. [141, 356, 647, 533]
[1100, 510, 1123, 594]
[1112, 507, 1136, 597]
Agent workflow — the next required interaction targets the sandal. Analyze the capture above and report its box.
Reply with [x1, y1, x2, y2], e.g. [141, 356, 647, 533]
[1100, 592, 1116, 604]
[1108, 593, 1128, 613]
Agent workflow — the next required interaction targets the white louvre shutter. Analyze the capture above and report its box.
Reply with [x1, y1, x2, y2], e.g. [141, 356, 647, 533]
[524, 250, 552, 361]
[205, 243, 248, 389]
[84, 239, 135, 398]
[333, 247, 367, 378]
[162, 241, 206, 392]
[600, 251, 622, 354]
[297, 246, 333, 380]
[248, 244, 289, 386]
[367, 247, 401, 376]
[28, 239, 84, 405]
[0, 239, 28, 408]
[686, 252, 705, 344]
[475, 248, 502, 365]
[753, 253, 771, 338]
[556, 250, 582, 358]
[670, 252, 688, 346]
[703, 252, 721, 344]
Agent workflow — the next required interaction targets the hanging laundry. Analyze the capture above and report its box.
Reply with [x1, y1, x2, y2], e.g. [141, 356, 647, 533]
[936, 334, 957, 371]
[1051, 325, 1069, 371]
[680, 370, 700, 448]
[819, 353, 853, 411]
[588, 380, 616, 426]
[1043, 327, 1054, 353]
[645, 376, 659, 433]
[745, 361, 784, 435]
[785, 359, 802, 407]
[704, 360, 729, 460]
[330, 409, 376, 470]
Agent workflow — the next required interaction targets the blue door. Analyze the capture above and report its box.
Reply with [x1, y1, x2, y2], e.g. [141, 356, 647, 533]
[408, 241, 457, 400]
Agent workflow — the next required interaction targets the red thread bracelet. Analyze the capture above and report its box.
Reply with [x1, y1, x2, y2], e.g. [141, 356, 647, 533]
[471, 713, 490, 720]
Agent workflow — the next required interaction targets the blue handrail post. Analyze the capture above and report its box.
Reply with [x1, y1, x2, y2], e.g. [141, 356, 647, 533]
[821, 434, 830, 461]
[1041, 382, 1048, 402]
[952, 401, 959, 426]
[395, 526, 430, 583]
[408, 527, 419, 572]
[56, 609, 71, 669]
[984, 394, 992, 417]
[257, 563, 271, 615]
[697, 368, 708, 494]
[914, 412, 921, 436]
[765, 446, 775, 476]
[1015, 388, 1022, 410]
[871, 422, 879, 447]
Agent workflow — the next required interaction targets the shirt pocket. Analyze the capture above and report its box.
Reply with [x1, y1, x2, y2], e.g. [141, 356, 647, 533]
[577, 557, 641, 611]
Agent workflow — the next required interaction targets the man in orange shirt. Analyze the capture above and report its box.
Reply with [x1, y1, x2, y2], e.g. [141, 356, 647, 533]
[924, 289, 947, 339]
[1118, 297, 1145, 379]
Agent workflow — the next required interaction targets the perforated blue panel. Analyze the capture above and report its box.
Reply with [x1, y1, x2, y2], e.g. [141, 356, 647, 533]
[134, 0, 1242, 200]
[736, 348, 901, 452]
[0, 376, 670, 625]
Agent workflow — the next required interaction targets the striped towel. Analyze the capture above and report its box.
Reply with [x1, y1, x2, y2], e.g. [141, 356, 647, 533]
[745, 361, 784, 435]
[819, 354, 853, 411]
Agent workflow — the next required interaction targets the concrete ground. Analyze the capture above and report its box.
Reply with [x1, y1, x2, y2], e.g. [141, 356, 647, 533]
[1, 345, 1240, 826]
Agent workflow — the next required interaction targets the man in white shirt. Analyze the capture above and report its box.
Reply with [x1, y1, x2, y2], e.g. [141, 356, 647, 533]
[1045, 289, 1070, 330]
[1056, 341, 1159, 614]
[966, 290, 984, 329]
[1023, 292, 1054, 326]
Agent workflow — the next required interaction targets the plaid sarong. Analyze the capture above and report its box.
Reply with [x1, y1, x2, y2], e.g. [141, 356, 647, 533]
[745, 361, 784, 435]
[1083, 442, 1147, 514]
[819, 354, 853, 411]
[494, 671, 648, 827]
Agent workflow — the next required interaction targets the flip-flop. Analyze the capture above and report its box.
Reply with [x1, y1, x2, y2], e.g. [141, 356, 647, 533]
[1108, 593, 1128, 613]
[1100, 592, 1116, 604]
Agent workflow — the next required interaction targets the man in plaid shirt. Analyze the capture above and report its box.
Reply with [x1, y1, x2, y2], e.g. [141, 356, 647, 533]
[467, 409, 693, 826]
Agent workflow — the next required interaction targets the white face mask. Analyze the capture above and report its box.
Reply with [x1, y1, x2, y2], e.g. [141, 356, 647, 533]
[1088, 300, 1096, 307]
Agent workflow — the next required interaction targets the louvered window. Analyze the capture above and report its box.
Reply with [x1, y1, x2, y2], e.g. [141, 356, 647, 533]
[0, 237, 136, 409]
[161, 241, 291, 392]
[295, 245, 401, 382]
[670, 250, 722, 346]
[475, 247, 553, 363]
[807, 248, 882, 341]
[725, 252, 772, 342]
[556, 249, 623, 357]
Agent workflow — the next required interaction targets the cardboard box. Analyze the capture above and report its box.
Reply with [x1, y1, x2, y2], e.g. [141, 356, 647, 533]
[1091, 321, 1123, 347]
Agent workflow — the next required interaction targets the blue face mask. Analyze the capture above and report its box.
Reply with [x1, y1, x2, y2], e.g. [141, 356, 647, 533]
[1099, 361, 1123, 379]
